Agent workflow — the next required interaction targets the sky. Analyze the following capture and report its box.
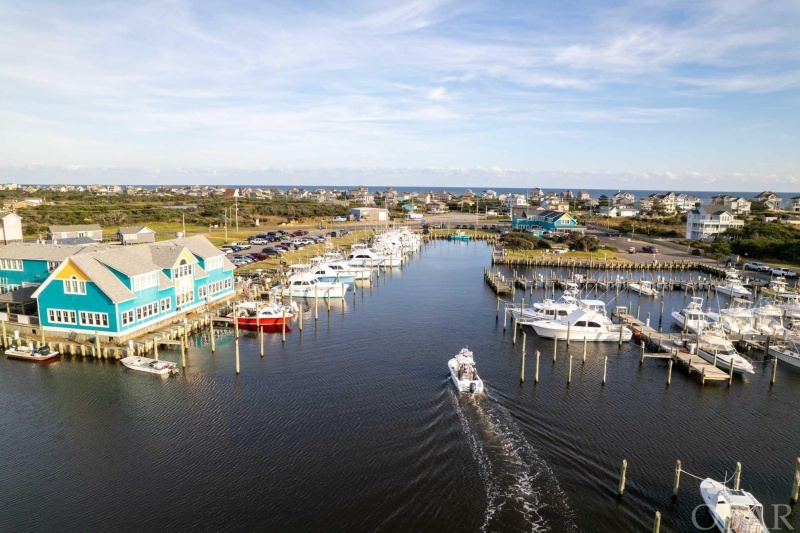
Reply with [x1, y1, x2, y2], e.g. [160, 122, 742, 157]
[0, 0, 799, 191]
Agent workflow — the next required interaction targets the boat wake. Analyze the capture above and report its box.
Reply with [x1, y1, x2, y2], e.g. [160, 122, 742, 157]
[452, 390, 579, 533]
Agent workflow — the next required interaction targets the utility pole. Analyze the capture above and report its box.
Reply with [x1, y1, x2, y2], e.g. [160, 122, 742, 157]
[224, 207, 228, 243]
[235, 198, 239, 232]
[182, 213, 186, 237]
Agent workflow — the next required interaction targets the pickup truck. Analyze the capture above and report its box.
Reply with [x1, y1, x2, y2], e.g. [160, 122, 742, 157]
[743, 261, 770, 272]
[332, 216, 347, 222]
[771, 267, 797, 278]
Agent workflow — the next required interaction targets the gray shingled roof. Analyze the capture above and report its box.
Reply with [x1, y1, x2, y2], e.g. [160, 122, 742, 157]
[67, 255, 136, 304]
[0, 242, 88, 261]
[118, 226, 155, 235]
[172, 235, 226, 259]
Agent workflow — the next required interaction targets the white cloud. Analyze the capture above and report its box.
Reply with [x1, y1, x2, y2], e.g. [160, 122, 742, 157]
[427, 86, 447, 100]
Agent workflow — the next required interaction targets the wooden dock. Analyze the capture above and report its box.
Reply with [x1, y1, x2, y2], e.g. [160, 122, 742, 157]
[484, 267, 513, 294]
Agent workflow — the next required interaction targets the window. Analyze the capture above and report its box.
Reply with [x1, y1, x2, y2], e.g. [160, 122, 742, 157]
[160, 297, 171, 313]
[198, 286, 207, 299]
[207, 277, 233, 295]
[0, 259, 22, 271]
[136, 302, 159, 321]
[79, 311, 109, 328]
[64, 276, 86, 295]
[205, 256, 223, 271]
[48, 309, 76, 324]
[121, 309, 134, 326]
[176, 290, 194, 307]
[173, 259, 193, 279]
[132, 272, 158, 291]
[47, 261, 60, 272]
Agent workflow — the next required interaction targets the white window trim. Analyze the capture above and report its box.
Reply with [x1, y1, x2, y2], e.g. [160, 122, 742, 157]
[48, 308, 77, 324]
[79, 311, 109, 328]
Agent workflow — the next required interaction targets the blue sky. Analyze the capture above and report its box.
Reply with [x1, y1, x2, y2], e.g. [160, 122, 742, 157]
[0, 0, 798, 190]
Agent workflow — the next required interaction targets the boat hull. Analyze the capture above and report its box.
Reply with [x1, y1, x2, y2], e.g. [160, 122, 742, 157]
[769, 345, 800, 368]
[530, 323, 632, 342]
[448, 359, 483, 393]
[120, 356, 178, 375]
[5, 348, 59, 361]
[696, 348, 753, 374]
[235, 315, 292, 327]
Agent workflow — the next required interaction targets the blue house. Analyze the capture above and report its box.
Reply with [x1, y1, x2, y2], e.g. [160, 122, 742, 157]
[0, 242, 93, 293]
[512, 208, 582, 233]
[32, 236, 234, 340]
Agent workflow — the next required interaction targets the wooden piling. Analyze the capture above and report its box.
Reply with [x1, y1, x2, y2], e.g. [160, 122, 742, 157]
[791, 458, 800, 504]
[282, 307, 287, 343]
[512, 317, 517, 346]
[618, 459, 627, 496]
[653, 511, 661, 533]
[640, 340, 645, 365]
[535, 350, 540, 384]
[582, 336, 587, 364]
[673, 459, 681, 497]
[553, 337, 558, 363]
[567, 353, 573, 385]
[520, 333, 526, 384]
[566, 321, 571, 347]
[603, 356, 607, 385]
[667, 359, 673, 386]
[234, 334, 240, 375]
[618, 323, 624, 347]
[771, 357, 778, 385]
[209, 314, 215, 353]
[728, 360, 734, 386]
[181, 339, 186, 369]
[733, 461, 741, 491]
[259, 323, 264, 357]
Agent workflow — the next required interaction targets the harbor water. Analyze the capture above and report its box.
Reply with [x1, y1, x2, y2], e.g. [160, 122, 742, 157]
[1, 241, 798, 532]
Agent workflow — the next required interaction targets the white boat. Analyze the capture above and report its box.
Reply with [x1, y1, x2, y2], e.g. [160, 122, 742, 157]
[5, 342, 59, 361]
[628, 279, 658, 296]
[672, 297, 714, 334]
[529, 300, 632, 342]
[763, 277, 800, 319]
[752, 298, 786, 336]
[709, 298, 758, 336]
[700, 477, 768, 533]
[120, 356, 179, 375]
[271, 272, 348, 299]
[509, 293, 579, 325]
[768, 338, 800, 369]
[321, 254, 372, 280]
[715, 269, 752, 298]
[447, 347, 484, 394]
[695, 324, 755, 374]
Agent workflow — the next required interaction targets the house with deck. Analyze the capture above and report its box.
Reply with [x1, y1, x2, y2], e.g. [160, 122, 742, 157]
[685, 206, 744, 241]
[47, 224, 103, 242]
[117, 226, 156, 245]
[32, 236, 235, 339]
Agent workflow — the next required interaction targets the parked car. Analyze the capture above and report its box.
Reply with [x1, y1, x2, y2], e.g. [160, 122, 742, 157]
[260, 248, 284, 257]
[691, 248, 703, 256]
[220, 246, 234, 254]
[771, 267, 797, 278]
[641, 245, 659, 254]
[339, 229, 349, 235]
[332, 216, 347, 222]
[607, 232, 621, 237]
[743, 261, 771, 272]
[292, 230, 308, 237]
[274, 245, 291, 252]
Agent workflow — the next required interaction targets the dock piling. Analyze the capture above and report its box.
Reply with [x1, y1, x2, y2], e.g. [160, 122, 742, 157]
[771, 357, 778, 385]
[553, 337, 558, 363]
[535, 350, 540, 384]
[520, 333, 526, 384]
[673, 459, 681, 497]
[567, 353, 572, 385]
[791, 458, 800, 503]
[653, 511, 661, 533]
[618, 459, 627, 496]
[667, 359, 673, 386]
[733, 461, 741, 491]
[582, 336, 587, 364]
[603, 356, 608, 385]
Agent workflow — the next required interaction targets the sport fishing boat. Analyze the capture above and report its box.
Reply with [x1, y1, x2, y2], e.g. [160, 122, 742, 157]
[228, 301, 293, 326]
[529, 300, 632, 342]
[628, 279, 657, 296]
[752, 298, 786, 336]
[700, 477, 768, 532]
[694, 324, 755, 374]
[763, 276, 800, 319]
[707, 298, 758, 336]
[508, 293, 579, 325]
[5, 342, 59, 362]
[715, 269, 752, 298]
[672, 297, 714, 334]
[309, 263, 356, 285]
[271, 272, 348, 299]
[120, 356, 179, 375]
[768, 338, 800, 369]
[448, 347, 484, 394]
[447, 230, 470, 242]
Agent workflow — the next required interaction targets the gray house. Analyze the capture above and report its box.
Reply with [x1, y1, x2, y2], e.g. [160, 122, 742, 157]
[47, 224, 103, 242]
[0, 212, 23, 244]
[117, 226, 156, 245]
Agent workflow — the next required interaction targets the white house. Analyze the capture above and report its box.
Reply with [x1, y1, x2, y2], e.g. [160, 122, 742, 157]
[788, 196, 800, 212]
[350, 207, 388, 221]
[685, 206, 744, 241]
[598, 206, 639, 218]
[503, 194, 528, 211]
[0, 212, 23, 244]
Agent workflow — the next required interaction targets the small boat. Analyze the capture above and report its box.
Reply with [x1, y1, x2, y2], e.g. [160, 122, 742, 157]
[120, 356, 179, 375]
[628, 279, 658, 296]
[529, 300, 632, 342]
[700, 477, 769, 532]
[694, 324, 755, 374]
[672, 297, 714, 334]
[271, 272, 349, 299]
[447, 230, 471, 242]
[5, 342, 59, 361]
[448, 347, 484, 393]
[715, 269, 752, 298]
[229, 301, 293, 326]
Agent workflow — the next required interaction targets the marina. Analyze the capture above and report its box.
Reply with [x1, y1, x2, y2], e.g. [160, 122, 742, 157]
[2, 239, 800, 532]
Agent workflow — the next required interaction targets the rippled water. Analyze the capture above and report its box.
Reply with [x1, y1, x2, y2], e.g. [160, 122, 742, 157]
[1, 241, 798, 532]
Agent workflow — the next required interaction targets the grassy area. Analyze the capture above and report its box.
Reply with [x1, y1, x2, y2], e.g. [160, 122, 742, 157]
[502, 248, 630, 262]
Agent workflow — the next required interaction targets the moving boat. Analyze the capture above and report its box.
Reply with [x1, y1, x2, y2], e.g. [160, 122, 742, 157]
[628, 279, 657, 296]
[120, 356, 179, 375]
[700, 477, 768, 533]
[5, 342, 59, 362]
[672, 297, 714, 334]
[529, 300, 632, 342]
[448, 347, 484, 393]
[229, 301, 293, 326]
[715, 269, 752, 298]
[694, 324, 755, 374]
